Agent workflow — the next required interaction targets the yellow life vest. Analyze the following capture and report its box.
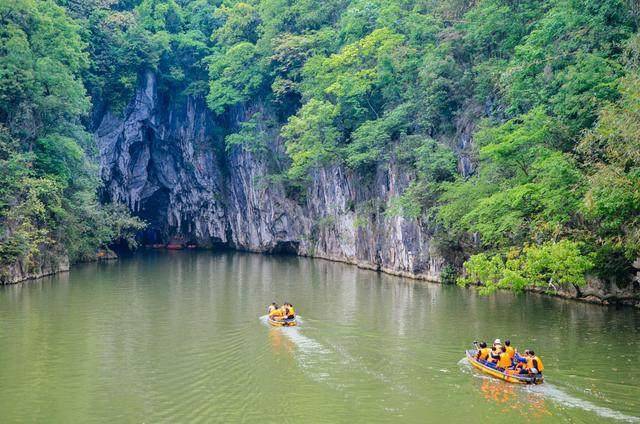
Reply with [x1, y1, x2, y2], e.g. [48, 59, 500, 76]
[506, 346, 515, 359]
[526, 356, 544, 372]
[288, 306, 295, 317]
[478, 348, 491, 361]
[497, 352, 512, 369]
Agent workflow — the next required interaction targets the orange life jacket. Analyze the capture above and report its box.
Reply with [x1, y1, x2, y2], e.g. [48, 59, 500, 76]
[270, 308, 283, 318]
[505, 346, 515, 359]
[497, 352, 512, 369]
[477, 348, 491, 361]
[526, 356, 544, 372]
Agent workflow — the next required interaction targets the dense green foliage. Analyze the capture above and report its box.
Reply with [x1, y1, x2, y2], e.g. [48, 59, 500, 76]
[0, 0, 143, 276]
[195, 0, 639, 294]
[2, 0, 639, 292]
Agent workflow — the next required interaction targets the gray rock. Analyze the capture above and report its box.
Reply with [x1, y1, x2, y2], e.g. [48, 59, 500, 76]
[95, 73, 445, 281]
[1, 248, 69, 285]
[97, 72, 228, 246]
[92, 73, 639, 307]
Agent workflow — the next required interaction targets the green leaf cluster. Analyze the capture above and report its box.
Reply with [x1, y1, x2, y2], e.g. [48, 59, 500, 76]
[0, 1, 144, 272]
[5, 0, 639, 293]
[458, 240, 594, 294]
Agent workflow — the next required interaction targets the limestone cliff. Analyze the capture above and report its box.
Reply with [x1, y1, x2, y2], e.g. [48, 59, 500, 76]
[94, 72, 639, 306]
[96, 72, 445, 280]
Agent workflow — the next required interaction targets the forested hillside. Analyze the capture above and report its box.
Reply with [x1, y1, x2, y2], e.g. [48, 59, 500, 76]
[1, 0, 639, 295]
[0, 0, 144, 282]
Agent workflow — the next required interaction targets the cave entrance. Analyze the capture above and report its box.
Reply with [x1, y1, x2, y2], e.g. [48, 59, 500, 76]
[136, 187, 170, 245]
[269, 241, 300, 255]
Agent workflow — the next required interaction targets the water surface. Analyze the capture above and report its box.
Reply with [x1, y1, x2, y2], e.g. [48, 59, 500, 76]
[1, 251, 638, 423]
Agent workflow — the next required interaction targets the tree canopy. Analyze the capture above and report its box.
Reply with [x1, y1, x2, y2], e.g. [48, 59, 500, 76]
[0, 0, 143, 277]
[2, 0, 639, 292]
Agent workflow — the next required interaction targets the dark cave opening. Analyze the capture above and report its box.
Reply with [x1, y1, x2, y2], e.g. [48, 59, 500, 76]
[136, 187, 171, 245]
[269, 241, 300, 255]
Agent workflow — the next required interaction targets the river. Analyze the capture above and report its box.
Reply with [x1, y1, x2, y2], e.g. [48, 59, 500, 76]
[0, 251, 638, 423]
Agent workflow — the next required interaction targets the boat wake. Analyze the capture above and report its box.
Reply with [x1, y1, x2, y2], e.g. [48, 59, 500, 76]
[458, 357, 639, 423]
[259, 315, 415, 415]
[259, 315, 324, 353]
[528, 384, 639, 423]
[276, 327, 330, 355]
[260, 315, 332, 381]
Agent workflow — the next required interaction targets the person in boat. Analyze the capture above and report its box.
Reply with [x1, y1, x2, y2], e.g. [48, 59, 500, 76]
[476, 341, 491, 361]
[493, 338, 502, 350]
[514, 349, 530, 373]
[489, 345, 501, 364]
[267, 303, 278, 315]
[496, 346, 513, 370]
[273, 303, 294, 322]
[269, 304, 285, 321]
[525, 350, 544, 375]
[283, 302, 295, 320]
[504, 339, 516, 360]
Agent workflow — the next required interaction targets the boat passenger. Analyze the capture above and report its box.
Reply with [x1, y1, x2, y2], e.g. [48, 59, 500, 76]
[493, 338, 502, 350]
[267, 303, 278, 315]
[280, 303, 291, 319]
[504, 339, 516, 360]
[516, 349, 530, 361]
[514, 349, 530, 374]
[496, 346, 512, 370]
[476, 342, 491, 361]
[270, 305, 285, 320]
[489, 343, 504, 363]
[284, 303, 295, 319]
[526, 350, 544, 375]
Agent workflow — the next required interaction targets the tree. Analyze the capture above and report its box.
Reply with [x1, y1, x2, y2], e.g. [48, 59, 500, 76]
[0, 0, 144, 273]
[459, 240, 594, 294]
[281, 99, 340, 180]
[207, 42, 264, 114]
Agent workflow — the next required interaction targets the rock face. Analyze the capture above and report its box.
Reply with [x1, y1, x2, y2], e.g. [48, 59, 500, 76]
[0, 246, 120, 285]
[96, 72, 228, 247]
[0, 248, 69, 285]
[95, 73, 639, 306]
[96, 72, 445, 280]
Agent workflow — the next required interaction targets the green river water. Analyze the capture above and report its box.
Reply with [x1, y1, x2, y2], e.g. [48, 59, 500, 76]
[0, 251, 639, 423]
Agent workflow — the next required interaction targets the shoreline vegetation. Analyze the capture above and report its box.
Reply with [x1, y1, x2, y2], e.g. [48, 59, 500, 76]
[4, 248, 638, 309]
[1, 0, 639, 303]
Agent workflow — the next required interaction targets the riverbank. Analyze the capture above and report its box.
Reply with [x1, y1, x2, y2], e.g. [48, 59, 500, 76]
[5, 246, 638, 309]
[1, 248, 117, 286]
[300, 250, 640, 308]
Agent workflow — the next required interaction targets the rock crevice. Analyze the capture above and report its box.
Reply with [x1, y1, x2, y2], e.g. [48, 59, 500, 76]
[94, 73, 639, 307]
[96, 73, 443, 280]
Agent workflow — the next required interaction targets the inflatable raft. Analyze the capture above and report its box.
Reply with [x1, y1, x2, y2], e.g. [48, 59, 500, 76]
[268, 317, 297, 327]
[466, 350, 544, 384]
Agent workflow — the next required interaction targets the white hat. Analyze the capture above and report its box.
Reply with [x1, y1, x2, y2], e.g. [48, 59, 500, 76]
[494, 338, 502, 345]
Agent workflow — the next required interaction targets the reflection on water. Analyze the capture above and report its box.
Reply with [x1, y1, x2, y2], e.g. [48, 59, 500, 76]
[0, 251, 638, 423]
[461, 358, 639, 423]
[479, 378, 551, 420]
[269, 328, 295, 355]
